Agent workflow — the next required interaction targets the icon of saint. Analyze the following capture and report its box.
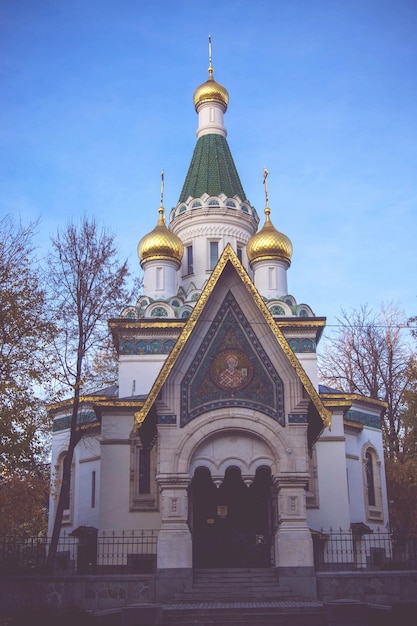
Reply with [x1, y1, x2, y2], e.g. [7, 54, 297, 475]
[218, 353, 246, 389]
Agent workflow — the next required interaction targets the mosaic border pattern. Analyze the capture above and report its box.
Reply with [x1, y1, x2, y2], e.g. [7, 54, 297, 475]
[346, 409, 381, 430]
[120, 339, 176, 355]
[53, 411, 99, 432]
[157, 414, 177, 425]
[288, 338, 316, 353]
[288, 414, 307, 423]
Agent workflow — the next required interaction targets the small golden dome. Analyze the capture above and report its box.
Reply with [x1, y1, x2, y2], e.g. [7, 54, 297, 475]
[193, 67, 229, 111]
[247, 207, 293, 264]
[138, 207, 184, 266]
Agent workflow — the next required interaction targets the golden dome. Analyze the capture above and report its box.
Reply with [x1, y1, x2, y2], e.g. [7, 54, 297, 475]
[193, 67, 229, 111]
[247, 207, 293, 264]
[138, 207, 184, 266]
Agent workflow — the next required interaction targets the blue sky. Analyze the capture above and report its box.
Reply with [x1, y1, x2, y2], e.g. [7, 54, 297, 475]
[1, 0, 416, 337]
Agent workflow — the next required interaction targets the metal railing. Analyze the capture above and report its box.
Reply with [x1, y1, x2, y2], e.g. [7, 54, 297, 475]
[313, 528, 417, 572]
[2, 528, 417, 575]
[0, 530, 158, 576]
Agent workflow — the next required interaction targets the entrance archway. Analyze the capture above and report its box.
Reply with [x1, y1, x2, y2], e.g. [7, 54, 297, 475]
[190, 465, 272, 568]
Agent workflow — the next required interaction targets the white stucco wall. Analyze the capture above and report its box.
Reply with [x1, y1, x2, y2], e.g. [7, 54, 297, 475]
[118, 355, 166, 397]
[307, 411, 351, 531]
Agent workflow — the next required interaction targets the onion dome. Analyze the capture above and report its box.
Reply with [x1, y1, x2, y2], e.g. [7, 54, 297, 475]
[193, 66, 229, 112]
[138, 206, 184, 266]
[247, 207, 293, 264]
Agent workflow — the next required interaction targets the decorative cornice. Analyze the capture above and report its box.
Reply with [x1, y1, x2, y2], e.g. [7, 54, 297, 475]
[275, 318, 327, 328]
[321, 397, 352, 409]
[344, 419, 364, 431]
[320, 393, 387, 410]
[48, 395, 114, 413]
[277, 318, 326, 343]
[133, 244, 331, 431]
[345, 409, 382, 430]
[109, 319, 186, 330]
[94, 400, 145, 408]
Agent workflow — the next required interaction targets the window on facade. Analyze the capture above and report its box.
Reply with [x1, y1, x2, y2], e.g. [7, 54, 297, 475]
[306, 446, 319, 509]
[209, 241, 219, 270]
[139, 448, 151, 494]
[365, 451, 376, 506]
[56, 452, 74, 524]
[91, 470, 96, 509]
[156, 266, 164, 291]
[268, 267, 277, 290]
[130, 438, 158, 511]
[362, 444, 383, 522]
[187, 245, 193, 274]
[237, 247, 243, 263]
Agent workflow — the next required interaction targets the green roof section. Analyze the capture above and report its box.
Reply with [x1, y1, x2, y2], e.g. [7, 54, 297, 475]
[178, 134, 248, 203]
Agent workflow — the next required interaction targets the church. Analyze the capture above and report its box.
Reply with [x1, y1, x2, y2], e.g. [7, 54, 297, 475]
[48, 50, 389, 601]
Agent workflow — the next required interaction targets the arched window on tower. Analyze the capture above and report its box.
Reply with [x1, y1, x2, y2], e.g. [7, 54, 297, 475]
[186, 245, 193, 275]
[209, 241, 219, 270]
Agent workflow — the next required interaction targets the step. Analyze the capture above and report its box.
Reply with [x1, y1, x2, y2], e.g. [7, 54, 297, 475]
[162, 602, 326, 625]
[172, 568, 297, 604]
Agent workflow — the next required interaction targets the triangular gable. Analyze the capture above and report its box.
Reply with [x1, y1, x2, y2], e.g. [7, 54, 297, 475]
[133, 244, 331, 431]
[180, 290, 285, 426]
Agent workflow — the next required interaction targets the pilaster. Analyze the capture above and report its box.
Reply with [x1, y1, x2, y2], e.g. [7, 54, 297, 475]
[274, 474, 314, 568]
[156, 474, 192, 569]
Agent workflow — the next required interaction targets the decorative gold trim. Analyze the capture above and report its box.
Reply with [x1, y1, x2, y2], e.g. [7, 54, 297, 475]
[134, 244, 331, 431]
[47, 395, 112, 411]
[276, 319, 327, 328]
[344, 419, 364, 431]
[109, 320, 186, 330]
[321, 393, 387, 409]
[321, 398, 352, 409]
[94, 400, 145, 408]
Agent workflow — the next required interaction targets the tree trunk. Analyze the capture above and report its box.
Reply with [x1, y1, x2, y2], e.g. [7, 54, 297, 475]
[46, 360, 82, 570]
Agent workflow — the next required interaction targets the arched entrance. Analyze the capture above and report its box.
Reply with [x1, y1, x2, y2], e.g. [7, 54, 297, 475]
[190, 465, 272, 568]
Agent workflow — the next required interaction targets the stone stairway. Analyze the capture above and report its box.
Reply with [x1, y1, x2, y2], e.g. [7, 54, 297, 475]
[171, 568, 300, 602]
[162, 601, 326, 626]
[161, 568, 326, 625]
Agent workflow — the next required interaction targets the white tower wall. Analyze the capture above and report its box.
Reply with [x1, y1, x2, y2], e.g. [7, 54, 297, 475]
[251, 258, 289, 298]
[142, 259, 180, 301]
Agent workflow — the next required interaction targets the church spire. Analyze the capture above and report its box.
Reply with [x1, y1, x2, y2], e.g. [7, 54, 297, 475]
[193, 35, 229, 138]
[178, 36, 246, 203]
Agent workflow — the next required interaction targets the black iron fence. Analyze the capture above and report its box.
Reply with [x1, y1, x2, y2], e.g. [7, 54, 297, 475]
[1, 528, 417, 576]
[0, 530, 158, 576]
[313, 528, 417, 572]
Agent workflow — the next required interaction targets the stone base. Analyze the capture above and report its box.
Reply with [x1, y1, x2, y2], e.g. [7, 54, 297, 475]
[277, 566, 318, 600]
[122, 604, 162, 625]
[155, 568, 192, 603]
[324, 600, 368, 626]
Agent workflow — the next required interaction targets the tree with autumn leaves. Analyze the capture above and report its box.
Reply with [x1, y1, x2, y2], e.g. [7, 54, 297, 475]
[0, 216, 131, 550]
[45, 217, 131, 569]
[320, 303, 417, 535]
[0, 216, 55, 535]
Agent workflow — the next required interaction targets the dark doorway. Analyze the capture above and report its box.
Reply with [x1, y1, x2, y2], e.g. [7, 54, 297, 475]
[190, 465, 272, 568]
